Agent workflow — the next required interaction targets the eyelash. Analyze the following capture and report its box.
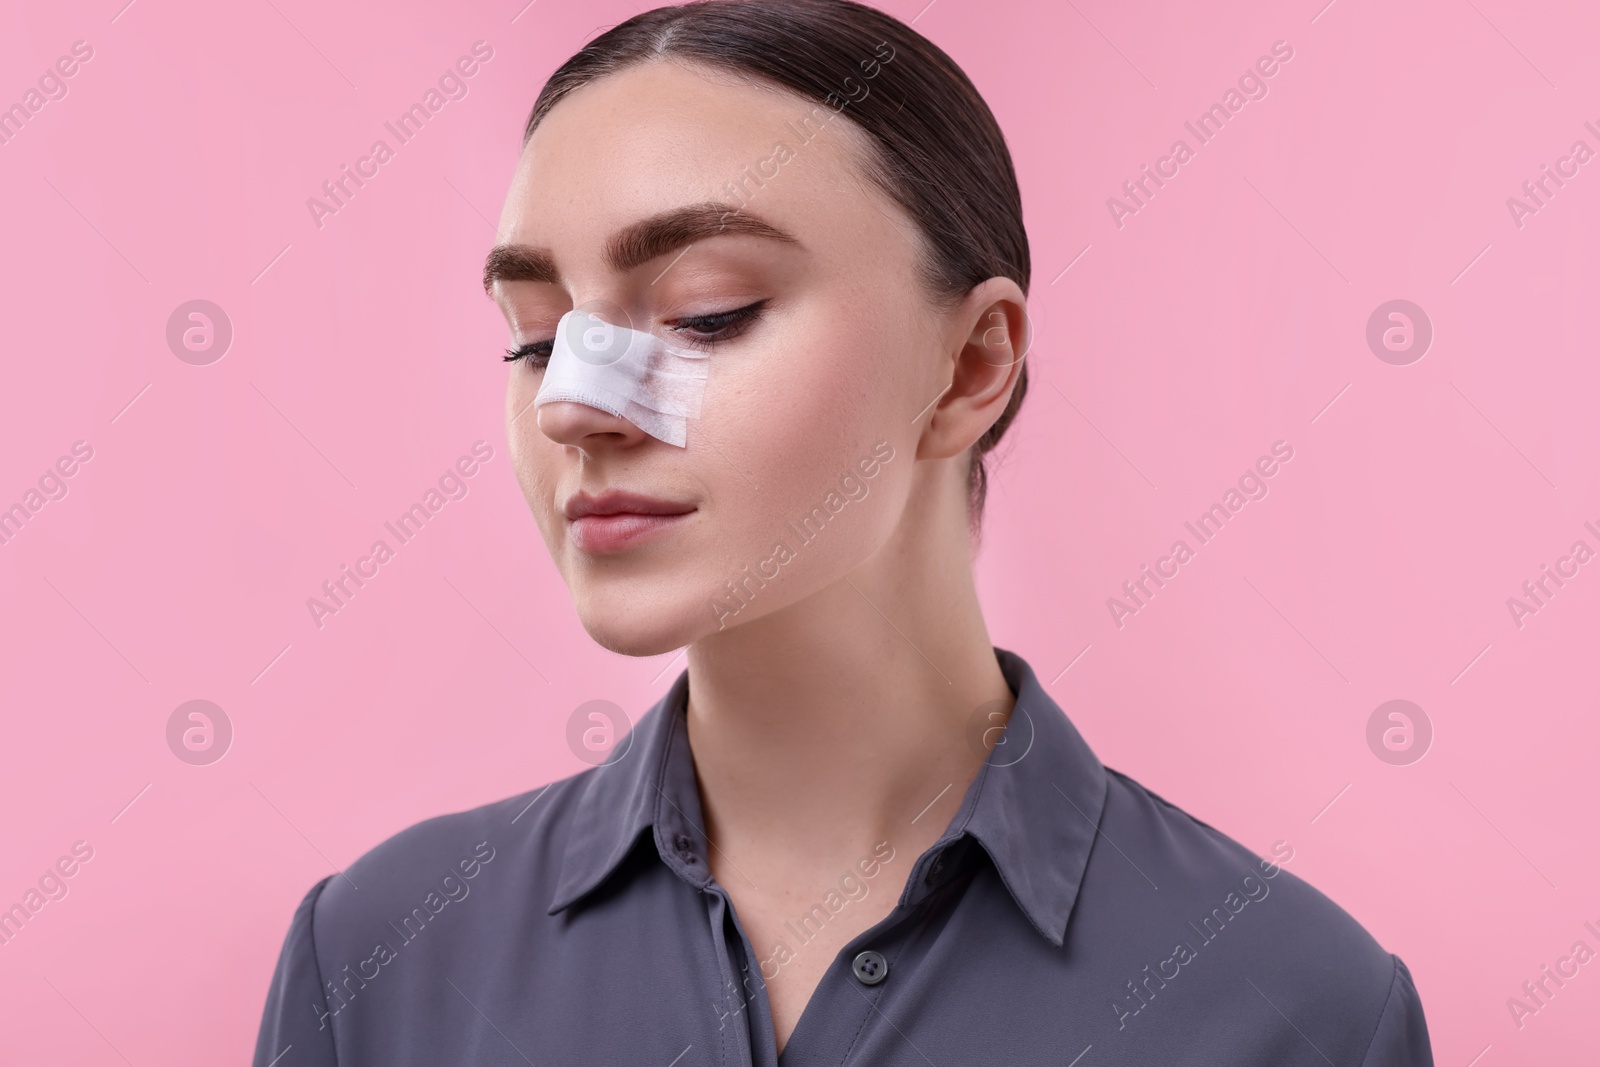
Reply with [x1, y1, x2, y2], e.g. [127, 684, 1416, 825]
[502, 300, 769, 366]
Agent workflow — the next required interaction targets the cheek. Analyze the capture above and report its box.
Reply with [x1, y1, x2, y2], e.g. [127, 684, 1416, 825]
[707, 351, 857, 517]
[711, 313, 902, 459]
[505, 381, 560, 532]
[698, 315, 907, 560]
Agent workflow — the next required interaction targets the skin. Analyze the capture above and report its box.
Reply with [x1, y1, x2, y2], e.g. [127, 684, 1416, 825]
[488, 58, 1029, 1055]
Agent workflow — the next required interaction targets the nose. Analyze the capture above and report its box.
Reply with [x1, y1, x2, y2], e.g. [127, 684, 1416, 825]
[532, 398, 650, 448]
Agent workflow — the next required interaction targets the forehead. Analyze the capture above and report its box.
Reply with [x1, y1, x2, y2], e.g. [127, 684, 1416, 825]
[496, 59, 890, 256]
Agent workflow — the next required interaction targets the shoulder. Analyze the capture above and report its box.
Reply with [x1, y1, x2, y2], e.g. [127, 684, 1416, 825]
[1087, 767, 1430, 1062]
[253, 771, 602, 1064]
[1097, 764, 1375, 956]
[306, 769, 593, 958]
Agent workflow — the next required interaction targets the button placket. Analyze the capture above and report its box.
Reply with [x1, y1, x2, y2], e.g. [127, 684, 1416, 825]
[702, 888, 759, 1067]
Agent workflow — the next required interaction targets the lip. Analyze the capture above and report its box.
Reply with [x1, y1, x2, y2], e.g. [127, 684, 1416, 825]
[563, 490, 697, 553]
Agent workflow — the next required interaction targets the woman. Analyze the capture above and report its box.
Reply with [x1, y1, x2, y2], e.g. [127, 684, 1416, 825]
[253, 2, 1434, 1063]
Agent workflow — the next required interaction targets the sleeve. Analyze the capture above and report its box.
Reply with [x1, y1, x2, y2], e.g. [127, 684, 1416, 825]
[252, 875, 339, 1067]
[1359, 954, 1434, 1067]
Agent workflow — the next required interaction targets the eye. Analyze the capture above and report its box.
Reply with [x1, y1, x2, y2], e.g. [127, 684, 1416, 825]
[502, 339, 552, 366]
[501, 299, 768, 367]
[666, 299, 768, 351]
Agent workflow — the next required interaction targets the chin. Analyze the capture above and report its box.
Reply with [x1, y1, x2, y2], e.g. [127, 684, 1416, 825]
[573, 591, 710, 658]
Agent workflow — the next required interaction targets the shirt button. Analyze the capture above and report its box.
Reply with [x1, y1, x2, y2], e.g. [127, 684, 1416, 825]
[673, 833, 697, 863]
[851, 950, 888, 986]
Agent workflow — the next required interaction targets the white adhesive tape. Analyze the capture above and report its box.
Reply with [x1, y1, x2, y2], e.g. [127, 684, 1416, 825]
[533, 308, 710, 448]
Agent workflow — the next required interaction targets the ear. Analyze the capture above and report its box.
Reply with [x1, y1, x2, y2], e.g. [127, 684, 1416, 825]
[917, 276, 1031, 461]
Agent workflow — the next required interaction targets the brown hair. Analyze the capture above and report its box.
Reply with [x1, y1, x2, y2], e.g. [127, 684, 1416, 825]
[522, 0, 1030, 534]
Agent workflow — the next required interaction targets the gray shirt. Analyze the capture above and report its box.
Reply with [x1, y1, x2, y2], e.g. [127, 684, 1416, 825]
[252, 646, 1432, 1065]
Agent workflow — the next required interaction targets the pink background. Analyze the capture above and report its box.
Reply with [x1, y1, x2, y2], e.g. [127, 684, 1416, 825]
[1, 0, 1595, 1062]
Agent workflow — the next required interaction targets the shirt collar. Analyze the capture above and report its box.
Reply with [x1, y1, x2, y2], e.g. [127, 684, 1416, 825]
[546, 646, 1108, 949]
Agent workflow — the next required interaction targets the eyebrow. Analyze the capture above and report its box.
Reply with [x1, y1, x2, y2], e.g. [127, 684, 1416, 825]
[481, 202, 801, 294]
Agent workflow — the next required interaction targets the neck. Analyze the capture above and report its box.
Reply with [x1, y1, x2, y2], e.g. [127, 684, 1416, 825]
[683, 476, 1013, 875]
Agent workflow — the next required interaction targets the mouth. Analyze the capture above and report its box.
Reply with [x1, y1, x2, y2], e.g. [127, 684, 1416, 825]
[563, 489, 697, 553]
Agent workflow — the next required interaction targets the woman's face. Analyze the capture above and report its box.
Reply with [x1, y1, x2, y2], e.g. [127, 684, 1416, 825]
[487, 59, 970, 656]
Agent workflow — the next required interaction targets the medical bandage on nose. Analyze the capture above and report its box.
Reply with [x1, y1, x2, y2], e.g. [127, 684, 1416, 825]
[533, 309, 710, 448]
